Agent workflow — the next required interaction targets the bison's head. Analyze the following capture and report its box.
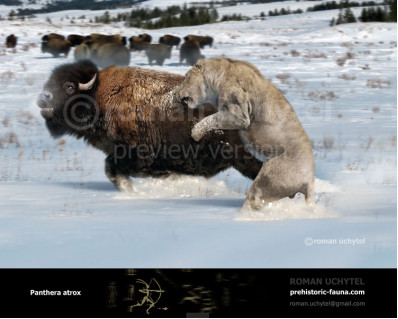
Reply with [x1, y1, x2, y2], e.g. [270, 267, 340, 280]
[37, 60, 99, 138]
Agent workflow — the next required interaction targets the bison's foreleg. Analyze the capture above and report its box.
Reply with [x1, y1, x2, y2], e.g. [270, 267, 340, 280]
[105, 156, 133, 192]
[191, 103, 251, 142]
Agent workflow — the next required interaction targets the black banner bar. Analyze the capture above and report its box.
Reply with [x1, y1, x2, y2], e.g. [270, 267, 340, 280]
[0, 269, 396, 317]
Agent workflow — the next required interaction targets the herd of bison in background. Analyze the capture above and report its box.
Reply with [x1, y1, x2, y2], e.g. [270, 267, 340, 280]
[6, 32, 213, 68]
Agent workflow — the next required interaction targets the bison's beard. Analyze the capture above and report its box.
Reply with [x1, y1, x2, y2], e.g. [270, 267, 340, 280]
[37, 103, 67, 138]
[45, 119, 68, 138]
[40, 99, 99, 139]
[40, 107, 54, 120]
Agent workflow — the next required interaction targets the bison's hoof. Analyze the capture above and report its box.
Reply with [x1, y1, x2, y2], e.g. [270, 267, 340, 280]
[119, 179, 134, 193]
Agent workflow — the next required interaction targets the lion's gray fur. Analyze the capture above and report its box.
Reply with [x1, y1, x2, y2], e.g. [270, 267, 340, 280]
[176, 57, 315, 211]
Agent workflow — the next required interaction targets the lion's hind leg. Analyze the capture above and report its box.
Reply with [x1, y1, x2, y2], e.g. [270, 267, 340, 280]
[241, 155, 312, 211]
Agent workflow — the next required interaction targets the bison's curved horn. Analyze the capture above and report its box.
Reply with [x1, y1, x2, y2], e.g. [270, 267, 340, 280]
[78, 73, 97, 91]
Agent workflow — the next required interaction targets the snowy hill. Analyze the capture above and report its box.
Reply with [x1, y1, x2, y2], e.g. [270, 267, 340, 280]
[0, 1, 396, 267]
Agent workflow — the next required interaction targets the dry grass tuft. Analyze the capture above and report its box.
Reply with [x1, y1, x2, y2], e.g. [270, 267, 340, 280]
[0, 132, 20, 148]
[366, 78, 391, 89]
[276, 73, 290, 84]
[308, 90, 338, 101]
[336, 52, 355, 66]
[338, 73, 356, 81]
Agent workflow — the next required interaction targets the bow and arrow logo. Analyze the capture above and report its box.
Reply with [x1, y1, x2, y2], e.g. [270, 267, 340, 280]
[129, 278, 167, 315]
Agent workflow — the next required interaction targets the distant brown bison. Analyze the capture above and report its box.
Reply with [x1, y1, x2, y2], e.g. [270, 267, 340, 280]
[180, 40, 204, 66]
[86, 33, 126, 46]
[42, 33, 65, 42]
[144, 43, 172, 66]
[67, 34, 85, 47]
[184, 35, 213, 48]
[6, 34, 17, 48]
[91, 43, 130, 69]
[138, 33, 152, 43]
[41, 39, 71, 58]
[159, 34, 181, 48]
[37, 60, 262, 191]
[74, 43, 90, 60]
[74, 34, 129, 68]
[129, 35, 150, 51]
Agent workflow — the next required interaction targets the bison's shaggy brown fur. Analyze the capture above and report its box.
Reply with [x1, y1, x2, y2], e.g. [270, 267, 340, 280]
[184, 35, 213, 48]
[144, 43, 172, 66]
[42, 33, 65, 42]
[37, 60, 262, 191]
[41, 39, 71, 58]
[180, 40, 204, 66]
[6, 34, 17, 48]
[159, 34, 181, 48]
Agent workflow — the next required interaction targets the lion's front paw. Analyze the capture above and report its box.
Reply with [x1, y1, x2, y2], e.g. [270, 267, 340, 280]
[191, 124, 205, 142]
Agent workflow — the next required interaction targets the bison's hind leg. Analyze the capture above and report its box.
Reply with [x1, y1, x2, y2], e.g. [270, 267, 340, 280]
[105, 156, 133, 193]
[157, 58, 164, 66]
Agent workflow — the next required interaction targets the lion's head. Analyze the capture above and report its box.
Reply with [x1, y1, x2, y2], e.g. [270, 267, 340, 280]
[176, 59, 217, 109]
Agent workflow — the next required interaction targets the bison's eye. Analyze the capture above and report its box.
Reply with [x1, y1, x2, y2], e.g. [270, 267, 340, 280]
[63, 81, 76, 95]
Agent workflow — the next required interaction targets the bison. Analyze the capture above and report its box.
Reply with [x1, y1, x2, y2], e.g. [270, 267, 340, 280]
[91, 43, 131, 69]
[128, 36, 148, 51]
[138, 33, 152, 43]
[6, 34, 17, 48]
[67, 34, 85, 47]
[42, 33, 65, 42]
[180, 40, 204, 66]
[85, 34, 127, 46]
[184, 35, 213, 48]
[159, 34, 181, 49]
[41, 39, 71, 58]
[74, 34, 129, 67]
[74, 43, 90, 60]
[84, 34, 127, 53]
[144, 44, 172, 66]
[37, 60, 262, 192]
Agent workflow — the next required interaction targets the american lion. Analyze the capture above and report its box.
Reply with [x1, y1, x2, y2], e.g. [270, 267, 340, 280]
[176, 57, 315, 210]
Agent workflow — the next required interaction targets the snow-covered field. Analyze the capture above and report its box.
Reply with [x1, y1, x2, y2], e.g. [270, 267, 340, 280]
[0, 1, 396, 267]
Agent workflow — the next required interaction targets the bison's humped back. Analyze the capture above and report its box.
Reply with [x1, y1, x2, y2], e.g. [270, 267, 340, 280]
[95, 66, 184, 145]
